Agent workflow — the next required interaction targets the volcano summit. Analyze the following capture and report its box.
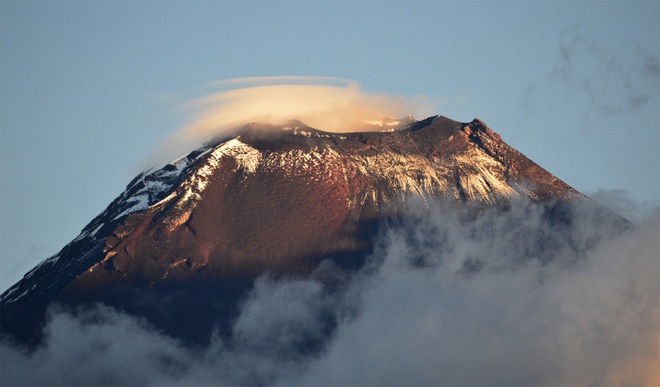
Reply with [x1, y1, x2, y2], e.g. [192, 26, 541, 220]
[1, 115, 608, 346]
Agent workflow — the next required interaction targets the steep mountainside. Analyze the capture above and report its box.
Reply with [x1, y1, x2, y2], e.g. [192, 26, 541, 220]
[1, 116, 588, 344]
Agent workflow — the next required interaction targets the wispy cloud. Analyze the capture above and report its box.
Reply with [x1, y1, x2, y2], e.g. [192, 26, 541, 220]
[522, 26, 660, 123]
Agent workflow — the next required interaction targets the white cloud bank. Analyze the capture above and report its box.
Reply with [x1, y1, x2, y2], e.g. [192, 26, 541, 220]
[2, 199, 658, 386]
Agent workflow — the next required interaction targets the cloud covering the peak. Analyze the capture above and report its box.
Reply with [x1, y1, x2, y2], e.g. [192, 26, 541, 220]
[2, 198, 658, 386]
[146, 77, 433, 167]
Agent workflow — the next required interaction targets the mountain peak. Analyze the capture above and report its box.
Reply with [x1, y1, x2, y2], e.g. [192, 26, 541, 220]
[1, 115, 589, 344]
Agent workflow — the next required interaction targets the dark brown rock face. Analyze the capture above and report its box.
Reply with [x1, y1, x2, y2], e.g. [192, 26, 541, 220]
[1, 116, 586, 344]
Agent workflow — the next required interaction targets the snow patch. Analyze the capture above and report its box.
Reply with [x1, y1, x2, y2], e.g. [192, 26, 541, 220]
[176, 139, 262, 208]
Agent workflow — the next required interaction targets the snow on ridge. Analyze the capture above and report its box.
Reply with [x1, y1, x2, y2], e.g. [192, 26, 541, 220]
[1, 284, 20, 302]
[110, 153, 197, 221]
[261, 142, 451, 207]
[452, 148, 520, 203]
[219, 138, 262, 174]
[74, 138, 262, 232]
[113, 194, 150, 220]
[2, 284, 37, 304]
[24, 254, 59, 278]
[177, 138, 263, 207]
[350, 148, 450, 203]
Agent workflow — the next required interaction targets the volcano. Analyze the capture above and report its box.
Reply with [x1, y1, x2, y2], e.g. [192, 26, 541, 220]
[1, 115, 608, 346]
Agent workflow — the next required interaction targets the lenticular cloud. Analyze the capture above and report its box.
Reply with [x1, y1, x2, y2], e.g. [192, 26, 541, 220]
[147, 76, 432, 167]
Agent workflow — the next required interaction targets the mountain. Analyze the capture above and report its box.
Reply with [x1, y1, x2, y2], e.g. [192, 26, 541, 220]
[1, 115, 600, 346]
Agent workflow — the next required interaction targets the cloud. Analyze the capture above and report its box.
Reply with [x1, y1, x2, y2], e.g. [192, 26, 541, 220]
[2, 199, 658, 386]
[289, 202, 660, 386]
[1, 305, 191, 386]
[588, 188, 657, 224]
[144, 77, 433, 168]
[210, 76, 350, 87]
[521, 26, 660, 123]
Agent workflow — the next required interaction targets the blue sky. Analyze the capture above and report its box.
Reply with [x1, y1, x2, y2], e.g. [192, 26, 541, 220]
[1, 1, 658, 292]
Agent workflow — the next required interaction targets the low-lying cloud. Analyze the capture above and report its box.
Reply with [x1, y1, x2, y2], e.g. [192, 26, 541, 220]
[147, 76, 432, 167]
[2, 198, 659, 386]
